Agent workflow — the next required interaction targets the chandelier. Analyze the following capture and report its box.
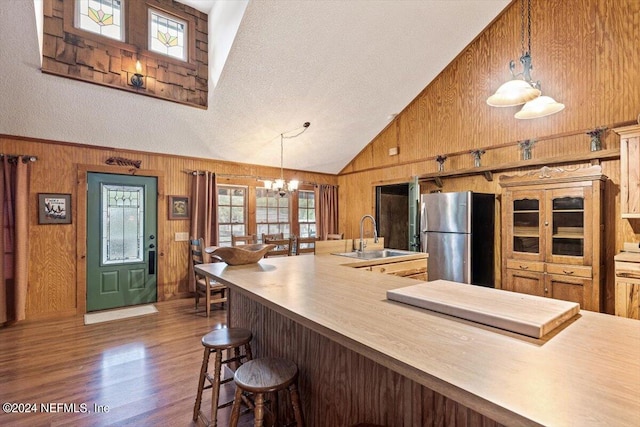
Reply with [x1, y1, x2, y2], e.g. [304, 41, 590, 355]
[486, 0, 564, 119]
[263, 122, 310, 197]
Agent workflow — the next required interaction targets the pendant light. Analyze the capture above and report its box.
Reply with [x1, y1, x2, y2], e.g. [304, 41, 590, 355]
[487, 0, 564, 119]
[515, 95, 565, 119]
[263, 122, 310, 197]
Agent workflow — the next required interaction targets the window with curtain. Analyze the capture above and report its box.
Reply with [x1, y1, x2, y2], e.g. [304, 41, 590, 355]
[298, 190, 316, 238]
[256, 188, 290, 240]
[217, 186, 247, 247]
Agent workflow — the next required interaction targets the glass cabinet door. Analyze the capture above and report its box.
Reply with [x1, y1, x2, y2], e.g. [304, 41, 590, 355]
[513, 198, 540, 254]
[507, 189, 544, 261]
[546, 187, 591, 265]
[551, 196, 584, 256]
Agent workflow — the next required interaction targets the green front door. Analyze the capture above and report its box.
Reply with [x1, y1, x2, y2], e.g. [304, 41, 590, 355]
[86, 173, 158, 312]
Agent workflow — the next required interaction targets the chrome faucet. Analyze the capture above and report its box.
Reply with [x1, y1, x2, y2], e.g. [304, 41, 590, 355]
[359, 214, 379, 252]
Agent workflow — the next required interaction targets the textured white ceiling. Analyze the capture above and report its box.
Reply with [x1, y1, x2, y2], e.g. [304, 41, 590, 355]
[0, 0, 510, 174]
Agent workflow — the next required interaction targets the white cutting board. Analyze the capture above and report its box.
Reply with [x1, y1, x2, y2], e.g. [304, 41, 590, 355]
[387, 280, 580, 338]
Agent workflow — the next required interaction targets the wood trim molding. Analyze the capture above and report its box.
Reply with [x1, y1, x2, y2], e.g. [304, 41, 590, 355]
[498, 165, 608, 188]
[420, 149, 619, 187]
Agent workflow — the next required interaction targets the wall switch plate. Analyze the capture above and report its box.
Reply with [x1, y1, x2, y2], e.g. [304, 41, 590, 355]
[175, 232, 189, 242]
[388, 147, 399, 156]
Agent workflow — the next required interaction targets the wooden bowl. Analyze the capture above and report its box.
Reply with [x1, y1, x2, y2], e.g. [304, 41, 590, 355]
[210, 244, 276, 266]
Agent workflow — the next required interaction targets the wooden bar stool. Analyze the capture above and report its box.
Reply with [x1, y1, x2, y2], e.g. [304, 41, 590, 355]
[193, 327, 253, 427]
[229, 357, 304, 427]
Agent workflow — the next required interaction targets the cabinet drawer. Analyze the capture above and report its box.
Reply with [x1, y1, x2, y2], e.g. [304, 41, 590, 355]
[546, 264, 592, 278]
[615, 261, 640, 281]
[369, 259, 427, 275]
[506, 259, 544, 273]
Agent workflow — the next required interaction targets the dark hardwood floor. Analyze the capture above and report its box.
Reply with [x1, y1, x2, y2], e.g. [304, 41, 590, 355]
[0, 298, 252, 426]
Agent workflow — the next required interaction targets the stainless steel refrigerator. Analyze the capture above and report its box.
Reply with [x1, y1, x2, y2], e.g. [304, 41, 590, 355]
[420, 191, 495, 287]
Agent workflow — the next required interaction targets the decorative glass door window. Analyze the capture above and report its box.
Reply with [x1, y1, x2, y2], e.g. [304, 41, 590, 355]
[101, 184, 144, 264]
[149, 9, 187, 61]
[256, 188, 290, 240]
[512, 198, 540, 254]
[298, 190, 316, 238]
[76, 0, 124, 41]
[218, 186, 247, 247]
[551, 197, 585, 257]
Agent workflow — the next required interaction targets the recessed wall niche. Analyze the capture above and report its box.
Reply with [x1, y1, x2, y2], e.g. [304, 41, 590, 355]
[42, 0, 208, 109]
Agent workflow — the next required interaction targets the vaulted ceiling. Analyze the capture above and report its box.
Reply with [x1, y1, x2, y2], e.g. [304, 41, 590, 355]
[0, 0, 510, 174]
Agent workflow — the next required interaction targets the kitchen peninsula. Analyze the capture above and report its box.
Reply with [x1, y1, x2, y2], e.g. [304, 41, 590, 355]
[195, 254, 640, 426]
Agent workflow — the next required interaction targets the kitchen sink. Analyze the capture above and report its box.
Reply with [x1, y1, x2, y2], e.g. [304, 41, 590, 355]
[332, 249, 415, 260]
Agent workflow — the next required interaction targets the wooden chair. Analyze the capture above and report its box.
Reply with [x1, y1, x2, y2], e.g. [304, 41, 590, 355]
[232, 234, 257, 247]
[261, 232, 284, 243]
[264, 237, 293, 257]
[296, 236, 316, 255]
[326, 233, 343, 240]
[190, 237, 227, 317]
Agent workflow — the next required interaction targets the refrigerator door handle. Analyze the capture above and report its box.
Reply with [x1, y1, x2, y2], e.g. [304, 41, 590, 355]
[420, 201, 427, 233]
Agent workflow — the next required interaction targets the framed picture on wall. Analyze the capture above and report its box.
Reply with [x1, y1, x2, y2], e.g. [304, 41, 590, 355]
[168, 195, 189, 220]
[38, 193, 72, 224]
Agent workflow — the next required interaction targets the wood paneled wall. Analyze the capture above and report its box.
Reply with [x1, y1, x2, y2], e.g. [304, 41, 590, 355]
[0, 135, 336, 320]
[337, 0, 640, 314]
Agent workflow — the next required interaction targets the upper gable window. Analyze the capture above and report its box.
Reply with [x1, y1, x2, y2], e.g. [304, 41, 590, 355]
[75, 0, 124, 41]
[148, 9, 187, 61]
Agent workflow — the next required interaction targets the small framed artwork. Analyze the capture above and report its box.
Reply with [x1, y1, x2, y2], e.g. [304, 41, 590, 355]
[39, 193, 72, 224]
[168, 195, 189, 220]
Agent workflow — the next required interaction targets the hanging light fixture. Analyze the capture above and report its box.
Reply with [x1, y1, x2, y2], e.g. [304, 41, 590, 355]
[487, 0, 564, 119]
[263, 122, 310, 197]
[515, 95, 565, 119]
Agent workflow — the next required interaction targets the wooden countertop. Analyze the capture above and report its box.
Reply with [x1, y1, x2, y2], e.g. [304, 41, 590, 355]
[195, 254, 640, 426]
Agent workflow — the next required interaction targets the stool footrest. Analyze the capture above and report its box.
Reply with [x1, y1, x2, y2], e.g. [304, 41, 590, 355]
[222, 354, 247, 365]
[205, 372, 234, 386]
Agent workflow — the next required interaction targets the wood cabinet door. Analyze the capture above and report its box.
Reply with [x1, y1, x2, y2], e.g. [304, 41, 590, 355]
[504, 269, 545, 297]
[545, 274, 589, 310]
[620, 129, 640, 218]
[504, 189, 545, 262]
[615, 280, 640, 319]
[615, 260, 640, 318]
[545, 186, 592, 266]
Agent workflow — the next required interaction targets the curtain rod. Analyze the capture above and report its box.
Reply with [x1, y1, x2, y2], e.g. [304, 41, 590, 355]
[182, 169, 335, 188]
[182, 169, 253, 178]
[0, 154, 38, 163]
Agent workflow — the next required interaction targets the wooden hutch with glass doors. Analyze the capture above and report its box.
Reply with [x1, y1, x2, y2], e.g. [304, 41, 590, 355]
[499, 165, 607, 312]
